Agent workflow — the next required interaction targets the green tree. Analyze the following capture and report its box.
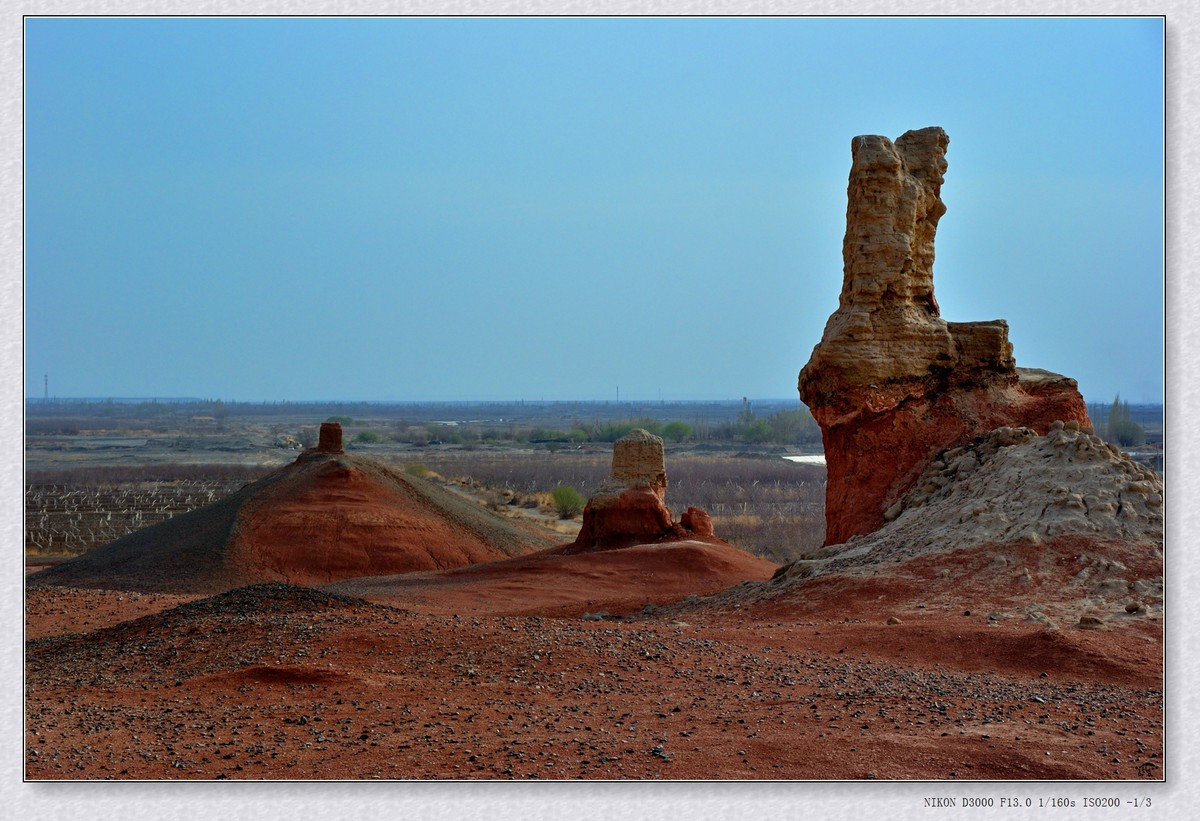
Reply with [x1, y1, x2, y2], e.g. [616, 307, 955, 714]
[1105, 394, 1144, 447]
[740, 419, 773, 443]
[662, 420, 693, 443]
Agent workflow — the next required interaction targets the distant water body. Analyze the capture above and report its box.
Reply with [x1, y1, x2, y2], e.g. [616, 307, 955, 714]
[783, 454, 826, 466]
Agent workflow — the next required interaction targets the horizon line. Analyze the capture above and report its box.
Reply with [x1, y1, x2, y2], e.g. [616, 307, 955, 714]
[24, 395, 1166, 406]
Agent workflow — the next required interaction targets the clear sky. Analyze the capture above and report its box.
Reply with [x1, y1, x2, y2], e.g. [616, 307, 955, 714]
[23, 16, 1164, 404]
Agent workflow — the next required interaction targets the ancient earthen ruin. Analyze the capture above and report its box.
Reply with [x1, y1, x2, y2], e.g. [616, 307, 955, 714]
[799, 127, 1089, 545]
[566, 429, 714, 551]
[317, 421, 344, 453]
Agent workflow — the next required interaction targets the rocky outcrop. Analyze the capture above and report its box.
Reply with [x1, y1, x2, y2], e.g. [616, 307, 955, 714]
[566, 429, 716, 551]
[693, 416, 1163, 631]
[761, 422, 1164, 620]
[680, 506, 715, 538]
[798, 127, 1089, 545]
[832, 422, 1163, 566]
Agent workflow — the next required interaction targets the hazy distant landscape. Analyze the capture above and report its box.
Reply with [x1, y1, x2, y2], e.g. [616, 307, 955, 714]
[25, 397, 834, 564]
[23, 396, 1162, 566]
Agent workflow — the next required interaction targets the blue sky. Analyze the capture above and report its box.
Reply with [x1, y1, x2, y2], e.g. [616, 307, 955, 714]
[23, 16, 1164, 403]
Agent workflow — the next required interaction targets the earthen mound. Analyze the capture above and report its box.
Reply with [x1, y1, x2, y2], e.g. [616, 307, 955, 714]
[26, 583, 403, 691]
[861, 422, 1162, 556]
[26, 442, 557, 594]
[322, 428, 773, 616]
[798, 127, 1089, 544]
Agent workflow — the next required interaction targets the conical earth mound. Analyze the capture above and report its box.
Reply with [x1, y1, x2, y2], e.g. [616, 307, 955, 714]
[26, 450, 558, 594]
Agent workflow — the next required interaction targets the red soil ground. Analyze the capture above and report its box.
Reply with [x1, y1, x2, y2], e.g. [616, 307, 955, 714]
[327, 537, 775, 617]
[24, 533, 1162, 781]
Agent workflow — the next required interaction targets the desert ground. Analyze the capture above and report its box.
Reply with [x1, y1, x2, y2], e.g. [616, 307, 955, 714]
[23, 413, 1163, 781]
[25, 550, 1162, 781]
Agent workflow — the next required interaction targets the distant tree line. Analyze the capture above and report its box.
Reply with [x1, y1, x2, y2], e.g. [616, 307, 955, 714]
[1087, 394, 1147, 448]
[358, 399, 821, 449]
[26, 396, 825, 449]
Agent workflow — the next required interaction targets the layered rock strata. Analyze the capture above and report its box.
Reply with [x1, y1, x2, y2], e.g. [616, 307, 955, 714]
[567, 429, 714, 551]
[799, 127, 1089, 544]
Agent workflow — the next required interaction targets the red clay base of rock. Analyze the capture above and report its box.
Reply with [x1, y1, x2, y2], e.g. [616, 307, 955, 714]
[568, 487, 676, 551]
[819, 381, 1089, 545]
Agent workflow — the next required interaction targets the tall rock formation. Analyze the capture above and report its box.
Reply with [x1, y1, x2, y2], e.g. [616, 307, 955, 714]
[799, 127, 1089, 545]
[566, 429, 714, 551]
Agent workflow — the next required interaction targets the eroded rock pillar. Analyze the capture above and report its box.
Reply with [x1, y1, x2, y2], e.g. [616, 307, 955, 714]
[799, 127, 1089, 545]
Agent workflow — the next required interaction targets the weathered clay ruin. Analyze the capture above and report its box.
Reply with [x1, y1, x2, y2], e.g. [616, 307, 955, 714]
[799, 127, 1089, 545]
[317, 421, 345, 453]
[566, 428, 714, 551]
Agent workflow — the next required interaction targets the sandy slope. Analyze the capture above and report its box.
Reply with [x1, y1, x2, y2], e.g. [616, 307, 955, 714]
[326, 538, 777, 617]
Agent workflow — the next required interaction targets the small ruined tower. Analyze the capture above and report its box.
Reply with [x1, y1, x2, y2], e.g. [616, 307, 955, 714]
[607, 427, 668, 497]
[317, 422, 344, 453]
[566, 428, 713, 550]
